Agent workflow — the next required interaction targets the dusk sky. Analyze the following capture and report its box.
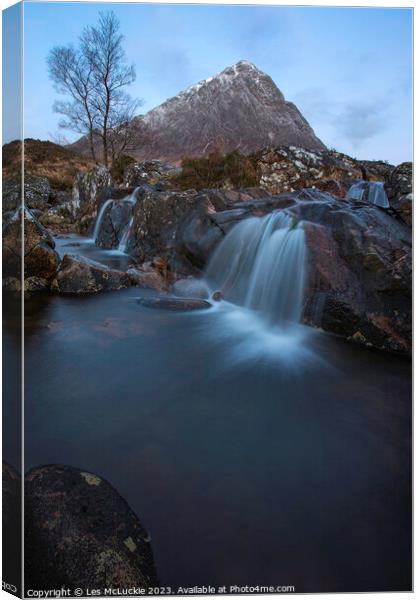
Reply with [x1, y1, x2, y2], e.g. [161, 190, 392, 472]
[10, 3, 414, 164]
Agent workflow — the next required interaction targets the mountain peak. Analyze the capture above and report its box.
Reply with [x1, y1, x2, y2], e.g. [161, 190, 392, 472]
[72, 62, 326, 161]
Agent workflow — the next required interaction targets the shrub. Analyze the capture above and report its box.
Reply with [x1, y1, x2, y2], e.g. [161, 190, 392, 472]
[110, 154, 136, 183]
[174, 149, 260, 190]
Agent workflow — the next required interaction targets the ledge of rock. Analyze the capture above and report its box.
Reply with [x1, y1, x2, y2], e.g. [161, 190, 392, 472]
[51, 254, 131, 294]
[137, 297, 211, 311]
[25, 465, 158, 592]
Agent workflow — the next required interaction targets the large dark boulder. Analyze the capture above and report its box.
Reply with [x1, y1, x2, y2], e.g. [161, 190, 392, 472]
[385, 162, 412, 225]
[51, 254, 131, 294]
[127, 189, 201, 273]
[3, 207, 60, 291]
[25, 465, 158, 593]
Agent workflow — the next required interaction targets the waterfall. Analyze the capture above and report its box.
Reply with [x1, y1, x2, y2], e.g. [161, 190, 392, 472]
[118, 216, 134, 253]
[205, 212, 306, 327]
[92, 187, 140, 247]
[93, 199, 113, 242]
[346, 181, 390, 208]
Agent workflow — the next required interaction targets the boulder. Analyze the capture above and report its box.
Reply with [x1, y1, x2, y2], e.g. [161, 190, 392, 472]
[95, 199, 134, 249]
[385, 162, 412, 225]
[3, 207, 60, 287]
[71, 166, 112, 231]
[137, 297, 211, 311]
[3, 176, 51, 212]
[123, 160, 180, 188]
[25, 465, 158, 592]
[127, 189, 201, 271]
[51, 254, 131, 294]
[127, 265, 167, 292]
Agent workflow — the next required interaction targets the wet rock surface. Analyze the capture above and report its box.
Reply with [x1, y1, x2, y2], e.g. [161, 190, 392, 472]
[137, 297, 211, 311]
[3, 208, 60, 290]
[51, 254, 131, 294]
[25, 465, 158, 592]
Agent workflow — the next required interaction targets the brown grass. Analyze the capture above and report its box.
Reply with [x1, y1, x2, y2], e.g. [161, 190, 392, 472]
[3, 138, 96, 190]
[173, 149, 260, 190]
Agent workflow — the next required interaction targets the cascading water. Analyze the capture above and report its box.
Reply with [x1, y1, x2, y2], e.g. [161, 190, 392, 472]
[118, 216, 134, 253]
[93, 199, 113, 242]
[205, 212, 306, 328]
[92, 187, 140, 248]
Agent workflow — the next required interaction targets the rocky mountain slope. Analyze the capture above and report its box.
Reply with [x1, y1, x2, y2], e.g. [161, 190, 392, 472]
[71, 60, 325, 162]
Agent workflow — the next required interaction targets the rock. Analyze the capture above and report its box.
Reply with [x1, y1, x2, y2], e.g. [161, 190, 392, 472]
[51, 255, 131, 294]
[3, 463, 21, 594]
[137, 297, 211, 311]
[385, 162, 412, 225]
[127, 265, 167, 291]
[3, 207, 60, 284]
[39, 203, 74, 228]
[3, 175, 51, 212]
[25, 465, 158, 592]
[95, 198, 134, 249]
[127, 189, 202, 272]
[253, 146, 395, 197]
[3, 276, 21, 292]
[290, 191, 411, 353]
[71, 166, 112, 228]
[24, 276, 50, 292]
[123, 161, 180, 188]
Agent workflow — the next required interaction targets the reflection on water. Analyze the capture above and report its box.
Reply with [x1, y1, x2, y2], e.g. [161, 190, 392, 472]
[9, 288, 411, 592]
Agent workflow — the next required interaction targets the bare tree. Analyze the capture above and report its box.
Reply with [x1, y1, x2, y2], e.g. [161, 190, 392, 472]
[47, 46, 98, 161]
[81, 12, 137, 167]
[47, 12, 139, 167]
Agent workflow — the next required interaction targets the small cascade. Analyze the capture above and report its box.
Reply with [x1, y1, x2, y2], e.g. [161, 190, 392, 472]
[118, 216, 134, 253]
[346, 181, 390, 208]
[205, 211, 306, 327]
[93, 199, 113, 242]
[92, 187, 140, 247]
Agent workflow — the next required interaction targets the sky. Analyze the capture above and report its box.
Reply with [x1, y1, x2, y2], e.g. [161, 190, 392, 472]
[4, 2, 413, 164]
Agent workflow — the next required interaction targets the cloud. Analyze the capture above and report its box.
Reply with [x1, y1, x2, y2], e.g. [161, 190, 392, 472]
[334, 102, 388, 147]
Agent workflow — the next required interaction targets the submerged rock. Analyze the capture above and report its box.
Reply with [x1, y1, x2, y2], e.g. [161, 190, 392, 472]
[137, 297, 211, 311]
[51, 254, 131, 294]
[25, 465, 158, 592]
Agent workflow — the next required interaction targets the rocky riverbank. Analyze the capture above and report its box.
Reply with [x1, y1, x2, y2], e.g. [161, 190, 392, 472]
[2, 146, 412, 353]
